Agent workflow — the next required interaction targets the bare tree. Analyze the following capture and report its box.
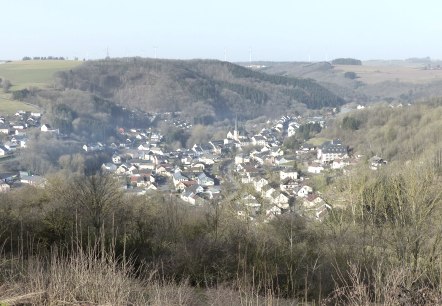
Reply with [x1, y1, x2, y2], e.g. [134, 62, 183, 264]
[2, 79, 11, 93]
[70, 172, 123, 236]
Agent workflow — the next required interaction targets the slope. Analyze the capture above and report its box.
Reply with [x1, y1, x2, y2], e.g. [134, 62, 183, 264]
[53, 58, 345, 120]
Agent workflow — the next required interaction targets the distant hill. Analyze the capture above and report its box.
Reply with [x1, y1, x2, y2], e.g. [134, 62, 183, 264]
[254, 61, 366, 102]
[251, 60, 442, 105]
[53, 58, 345, 120]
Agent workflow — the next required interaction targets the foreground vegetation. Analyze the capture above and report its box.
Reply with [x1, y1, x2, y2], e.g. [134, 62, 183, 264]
[2, 153, 442, 304]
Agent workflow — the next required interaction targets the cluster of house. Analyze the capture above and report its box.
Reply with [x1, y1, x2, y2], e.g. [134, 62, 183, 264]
[0, 108, 388, 224]
[99, 129, 224, 199]
[0, 111, 61, 190]
[93, 114, 342, 222]
[0, 111, 44, 155]
[230, 137, 358, 221]
[0, 111, 59, 157]
[234, 149, 331, 221]
[0, 171, 47, 192]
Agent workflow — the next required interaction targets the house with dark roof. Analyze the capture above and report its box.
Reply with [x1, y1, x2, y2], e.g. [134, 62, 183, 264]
[0, 123, 10, 134]
[317, 139, 348, 163]
[197, 172, 214, 187]
[0, 145, 10, 156]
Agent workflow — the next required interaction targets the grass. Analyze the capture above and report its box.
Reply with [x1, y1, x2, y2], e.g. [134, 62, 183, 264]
[0, 95, 40, 115]
[0, 60, 81, 90]
[0, 60, 81, 115]
[335, 64, 442, 84]
[0, 240, 296, 305]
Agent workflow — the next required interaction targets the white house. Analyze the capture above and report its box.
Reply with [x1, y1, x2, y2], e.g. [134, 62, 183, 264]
[83, 144, 101, 152]
[297, 185, 313, 198]
[40, 124, 51, 132]
[197, 172, 214, 187]
[280, 169, 298, 181]
[41, 124, 59, 134]
[272, 191, 291, 209]
[138, 143, 150, 151]
[287, 125, 297, 137]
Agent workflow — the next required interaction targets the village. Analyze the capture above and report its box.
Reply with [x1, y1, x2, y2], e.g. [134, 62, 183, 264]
[0, 109, 387, 223]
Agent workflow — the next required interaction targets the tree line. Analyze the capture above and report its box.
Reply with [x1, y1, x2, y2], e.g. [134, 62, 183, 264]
[22, 56, 66, 60]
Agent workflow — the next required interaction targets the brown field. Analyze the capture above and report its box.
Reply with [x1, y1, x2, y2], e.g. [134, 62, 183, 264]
[334, 64, 442, 84]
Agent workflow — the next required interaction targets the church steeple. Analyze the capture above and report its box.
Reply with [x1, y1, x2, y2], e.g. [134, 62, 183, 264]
[233, 114, 239, 141]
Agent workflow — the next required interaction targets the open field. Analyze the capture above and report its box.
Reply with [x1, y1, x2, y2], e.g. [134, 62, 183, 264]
[0, 60, 81, 114]
[0, 60, 81, 90]
[0, 95, 40, 114]
[334, 64, 442, 84]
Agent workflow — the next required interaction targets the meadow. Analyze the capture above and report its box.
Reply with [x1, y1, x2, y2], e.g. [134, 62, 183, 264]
[0, 95, 40, 113]
[0, 60, 81, 114]
[335, 63, 442, 84]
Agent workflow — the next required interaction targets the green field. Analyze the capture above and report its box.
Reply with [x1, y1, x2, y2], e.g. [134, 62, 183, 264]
[0, 60, 81, 90]
[0, 95, 40, 114]
[0, 60, 81, 114]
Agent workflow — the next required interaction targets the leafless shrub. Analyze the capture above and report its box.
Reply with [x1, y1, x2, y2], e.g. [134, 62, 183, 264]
[322, 262, 442, 306]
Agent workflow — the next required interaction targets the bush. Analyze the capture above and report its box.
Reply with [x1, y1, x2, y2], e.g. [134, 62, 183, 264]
[344, 71, 357, 79]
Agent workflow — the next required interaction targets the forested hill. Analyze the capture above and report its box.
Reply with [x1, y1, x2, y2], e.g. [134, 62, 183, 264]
[54, 58, 345, 120]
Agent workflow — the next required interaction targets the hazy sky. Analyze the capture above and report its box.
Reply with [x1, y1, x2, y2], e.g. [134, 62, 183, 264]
[2, 0, 442, 61]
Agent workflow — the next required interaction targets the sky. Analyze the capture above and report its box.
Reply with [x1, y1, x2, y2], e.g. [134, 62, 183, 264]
[1, 0, 442, 62]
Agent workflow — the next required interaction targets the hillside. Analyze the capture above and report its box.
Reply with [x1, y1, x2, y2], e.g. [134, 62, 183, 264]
[0, 60, 81, 114]
[0, 60, 81, 90]
[321, 99, 442, 161]
[253, 60, 442, 104]
[53, 58, 345, 120]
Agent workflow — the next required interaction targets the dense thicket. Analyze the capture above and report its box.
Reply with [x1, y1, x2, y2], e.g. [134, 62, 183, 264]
[53, 58, 345, 120]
